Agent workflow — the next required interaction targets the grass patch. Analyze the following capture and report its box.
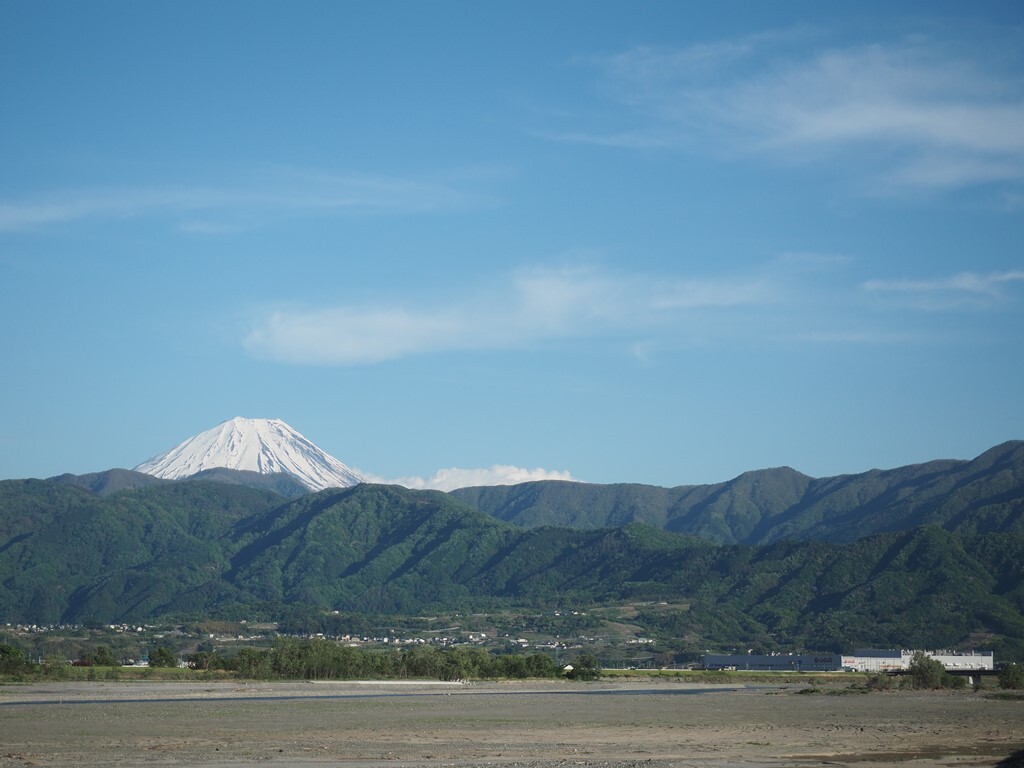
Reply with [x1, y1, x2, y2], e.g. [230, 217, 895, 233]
[1, 666, 239, 685]
[796, 686, 869, 695]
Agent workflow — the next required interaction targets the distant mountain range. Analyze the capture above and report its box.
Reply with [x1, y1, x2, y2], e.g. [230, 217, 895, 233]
[120, 420, 1024, 544]
[54, 440, 1024, 544]
[1, 437, 1022, 659]
[453, 441, 1024, 544]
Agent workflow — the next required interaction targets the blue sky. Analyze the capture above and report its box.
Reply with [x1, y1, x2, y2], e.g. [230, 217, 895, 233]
[2, 1, 1022, 489]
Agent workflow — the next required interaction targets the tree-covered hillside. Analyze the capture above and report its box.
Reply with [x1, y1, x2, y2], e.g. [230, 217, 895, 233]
[452, 441, 1024, 543]
[0, 479, 285, 621]
[2, 477, 1022, 658]
[51, 467, 310, 499]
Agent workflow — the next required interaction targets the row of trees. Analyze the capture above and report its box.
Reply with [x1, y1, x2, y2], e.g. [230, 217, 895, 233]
[2, 637, 599, 681]
[0, 642, 559, 681]
[191, 639, 587, 681]
[7, 639, 1020, 688]
[0, 643, 182, 675]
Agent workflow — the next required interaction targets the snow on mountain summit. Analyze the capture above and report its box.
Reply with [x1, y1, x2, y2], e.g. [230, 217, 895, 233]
[133, 417, 363, 491]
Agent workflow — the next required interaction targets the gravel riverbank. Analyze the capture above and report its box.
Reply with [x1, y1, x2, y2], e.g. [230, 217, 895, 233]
[1, 679, 1020, 767]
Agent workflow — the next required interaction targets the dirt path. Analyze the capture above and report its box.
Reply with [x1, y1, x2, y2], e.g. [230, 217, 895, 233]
[1, 680, 1020, 767]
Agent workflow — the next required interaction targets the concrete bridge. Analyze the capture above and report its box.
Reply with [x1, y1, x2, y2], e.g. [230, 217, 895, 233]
[888, 668, 998, 686]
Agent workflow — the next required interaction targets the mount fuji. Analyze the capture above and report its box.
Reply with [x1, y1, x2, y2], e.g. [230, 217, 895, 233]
[133, 417, 363, 492]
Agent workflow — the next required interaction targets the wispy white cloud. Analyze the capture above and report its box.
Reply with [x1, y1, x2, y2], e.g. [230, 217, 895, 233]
[243, 265, 775, 365]
[863, 269, 1024, 294]
[0, 168, 486, 232]
[862, 269, 1024, 310]
[361, 464, 576, 492]
[244, 259, 1023, 365]
[0, 188, 225, 231]
[562, 32, 1024, 193]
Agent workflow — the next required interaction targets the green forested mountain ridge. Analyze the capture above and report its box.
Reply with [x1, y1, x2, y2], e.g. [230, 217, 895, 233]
[1, 478, 1023, 658]
[51, 467, 311, 499]
[50, 468, 169, 496]
[451, 440, 1024, 544]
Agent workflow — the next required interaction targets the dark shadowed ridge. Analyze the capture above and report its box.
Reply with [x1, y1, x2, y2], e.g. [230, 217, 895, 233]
[50, 468, 169, 497]
[49, 467, 313, 500]
[185, 468, 312, 499]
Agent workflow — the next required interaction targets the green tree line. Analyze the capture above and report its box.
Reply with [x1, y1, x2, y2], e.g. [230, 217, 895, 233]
[1, 638, 581, 681]
[194, 638, 567, 681]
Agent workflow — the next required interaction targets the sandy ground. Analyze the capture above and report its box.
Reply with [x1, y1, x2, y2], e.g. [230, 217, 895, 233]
[0, 680, 1021, 768]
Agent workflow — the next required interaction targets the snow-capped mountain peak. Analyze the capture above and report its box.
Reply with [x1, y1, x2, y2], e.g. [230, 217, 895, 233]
[133, 417, 363, 491]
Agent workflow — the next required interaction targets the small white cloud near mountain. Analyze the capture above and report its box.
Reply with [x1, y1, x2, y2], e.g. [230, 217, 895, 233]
[362, 465, 576, 492]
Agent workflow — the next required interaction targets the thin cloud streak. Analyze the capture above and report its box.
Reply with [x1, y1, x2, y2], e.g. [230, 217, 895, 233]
[861, 269, 1024, 312]
[563, 33, 1024, 192]
[0, 170, 484, 232]
[863, 270, 1024, 295]
[243, 265, 776, 365]
[0, 188, 231, 231]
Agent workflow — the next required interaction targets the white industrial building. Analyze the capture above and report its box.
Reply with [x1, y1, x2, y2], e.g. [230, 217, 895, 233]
[703, 649, 993, 672]
[841, 649, 994, 672]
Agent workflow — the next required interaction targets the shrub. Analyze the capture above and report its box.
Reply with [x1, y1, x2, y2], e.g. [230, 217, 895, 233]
[998, 663, 1024, 690]
[42, 653, 71, 680]
[905, 651, 964, 690]
[148, 646, 178, 668]
[92, 646, 119, 667]
[0, 643, 29, 675]
[566, 653, 601, 681]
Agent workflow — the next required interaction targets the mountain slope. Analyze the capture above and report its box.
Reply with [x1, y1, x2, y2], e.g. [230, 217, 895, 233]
[134, 417, 363, 491]
[452, 441, 1024, 544]
[225, 484, 524, 612]
[1, 476, 1023, 658]
[0, 479, 286, 621]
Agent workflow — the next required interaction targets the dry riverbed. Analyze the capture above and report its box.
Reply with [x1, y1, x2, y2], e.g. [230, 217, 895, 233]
[0, 679, 1021, 768]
